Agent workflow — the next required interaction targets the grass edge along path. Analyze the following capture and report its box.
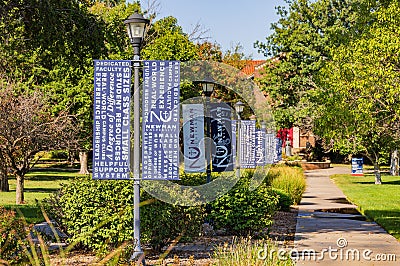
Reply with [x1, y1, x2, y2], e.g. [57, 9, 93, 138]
[330, 173, 400, 240]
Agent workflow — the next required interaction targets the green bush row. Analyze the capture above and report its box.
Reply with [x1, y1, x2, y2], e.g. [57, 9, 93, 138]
[44, 176, 205, 254]
[43, 166, 305, 255]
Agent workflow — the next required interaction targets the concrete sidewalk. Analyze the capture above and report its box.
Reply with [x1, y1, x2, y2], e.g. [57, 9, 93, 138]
[294, 167, 400, 265]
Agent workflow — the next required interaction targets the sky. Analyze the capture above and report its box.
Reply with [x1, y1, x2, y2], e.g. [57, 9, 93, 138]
[139, 0, 288, 59]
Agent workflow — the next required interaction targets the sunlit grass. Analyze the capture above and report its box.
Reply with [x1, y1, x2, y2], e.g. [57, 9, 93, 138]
[331, 173, 400, 240]
[0, 168, 86, 224]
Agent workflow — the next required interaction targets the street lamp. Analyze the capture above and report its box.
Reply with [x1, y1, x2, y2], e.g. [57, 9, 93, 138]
[200, 77, 215, 184]
[124, 12, 149, 262]
[235, 101, 245, 178]
[194, 75, 216, 226]
[125, 12, 149, 55]
[235, 101, 244, 114]
[201, 75, 215, 98]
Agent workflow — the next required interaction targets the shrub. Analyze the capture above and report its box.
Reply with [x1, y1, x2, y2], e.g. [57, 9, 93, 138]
[0, 207, 29, 264]
[140, 195, 205, 251]
[51, 178, 135, 254]
[270, 166, 306, 205]
[44, 175, 205, 254]
[49, 150, 69, 160]
[210, 171, 279, 235]
[272, 188, 292, 211]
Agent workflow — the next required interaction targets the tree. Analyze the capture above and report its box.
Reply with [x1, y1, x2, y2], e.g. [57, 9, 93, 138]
[0, 79, 77, 204]
[197, 41, 223, 61]
[222, 43, 251, 70]
[142, 16, 198, 61]
[255, 0, 379, 128]
[0, 0, 110, 174]
[313, 1, 400, 184]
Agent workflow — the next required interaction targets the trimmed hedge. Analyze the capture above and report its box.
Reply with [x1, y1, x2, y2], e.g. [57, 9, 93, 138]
[210, 171, 280, 235]
[44, 166, 305, 254]
[44, 176, 205, 254]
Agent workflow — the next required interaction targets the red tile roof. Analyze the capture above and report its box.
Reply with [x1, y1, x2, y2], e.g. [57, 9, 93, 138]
[241, 60, 267, 77]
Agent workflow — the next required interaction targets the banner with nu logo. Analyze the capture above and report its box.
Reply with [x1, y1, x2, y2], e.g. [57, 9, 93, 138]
[142, 61, 180, 180]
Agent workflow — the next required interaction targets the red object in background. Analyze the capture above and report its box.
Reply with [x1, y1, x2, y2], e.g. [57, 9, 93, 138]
[277, 128, 293, 147]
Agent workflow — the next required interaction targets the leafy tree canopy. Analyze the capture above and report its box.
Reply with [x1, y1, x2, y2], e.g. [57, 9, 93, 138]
[313, 1, 400, 183]
[255, 0, 384, 128]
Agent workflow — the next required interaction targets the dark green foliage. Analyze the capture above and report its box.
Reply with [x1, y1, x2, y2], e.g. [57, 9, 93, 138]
[140, 194, 205, 252]
[142, 16, 198, 62]
[43, 167, 305, 253]
[210, 172, 280, 235]
[255, 0, 380, 128]
[272, 188, 292, 212]
[0, 207, 29, 264]
[50, 177, 135, 255]
[49, 150, 69, 160]
[44, 176, 204, 254]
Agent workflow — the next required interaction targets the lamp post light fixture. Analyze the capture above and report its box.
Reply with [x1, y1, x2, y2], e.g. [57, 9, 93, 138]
[124, 12, 149, 262]
[235, 101, 245, 179]
[201, 75, 216, 98]
[235, 101, 244, 115]
[125, 12, 149, 56]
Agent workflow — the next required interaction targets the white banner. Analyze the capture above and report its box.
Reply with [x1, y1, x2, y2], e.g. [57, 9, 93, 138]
[240, 120, 256, 168]
[265, 133, 276, 164]
[183, 104, 206, 173]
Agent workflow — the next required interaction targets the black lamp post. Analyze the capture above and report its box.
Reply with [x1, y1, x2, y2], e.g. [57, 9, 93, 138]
[124, 12, 149, 262]
[235, 101, 244, 178]
[200, 77, 215, 183]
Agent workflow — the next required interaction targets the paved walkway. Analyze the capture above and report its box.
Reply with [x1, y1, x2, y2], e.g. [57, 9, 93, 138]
[294, 167, 400, 265]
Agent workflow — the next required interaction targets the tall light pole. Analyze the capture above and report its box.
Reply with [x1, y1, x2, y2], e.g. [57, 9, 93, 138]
[235, 101, 244, 179]
[198, 75, 215, 184]
[124, 12, 149, 261]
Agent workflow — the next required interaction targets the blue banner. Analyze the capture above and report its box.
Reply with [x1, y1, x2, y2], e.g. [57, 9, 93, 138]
[351, 158, 363, 176]
[275, 137, 283, 163]
[231, 121, 237, 166]
[92, 60, 131, 180]
[210, 103, 233, 172]
[255, 129, 266, 166]
[142, 61, 180, 180]
[240, 120, 256, 169]
[265, 133, 276, 164]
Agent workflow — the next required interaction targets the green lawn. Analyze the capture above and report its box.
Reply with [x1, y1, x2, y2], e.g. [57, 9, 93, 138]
[331, 173, 400, 240]
[1, 168, 85, 224]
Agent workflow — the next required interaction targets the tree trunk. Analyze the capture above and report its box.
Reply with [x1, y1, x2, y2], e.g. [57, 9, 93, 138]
[0, 169, 9, 192]
[15, 174, 24, 204]
[79, 151, 90, 174]
[0, 152, 9, 192]
[390, 150, 399, 176]
[373, 162, 382, 185]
